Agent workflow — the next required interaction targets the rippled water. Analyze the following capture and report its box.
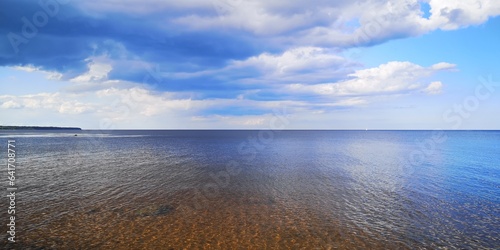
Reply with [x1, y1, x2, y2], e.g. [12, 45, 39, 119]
[1, 130, 499, 249]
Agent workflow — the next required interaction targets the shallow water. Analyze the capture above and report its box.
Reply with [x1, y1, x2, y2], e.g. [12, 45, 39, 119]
[1, 130, 499, 249]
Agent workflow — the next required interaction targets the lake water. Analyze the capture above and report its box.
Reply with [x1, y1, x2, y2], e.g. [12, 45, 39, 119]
[1, 130, 499, 249]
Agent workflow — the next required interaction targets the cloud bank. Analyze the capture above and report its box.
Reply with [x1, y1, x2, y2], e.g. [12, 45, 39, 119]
[0, 0, 498, 128]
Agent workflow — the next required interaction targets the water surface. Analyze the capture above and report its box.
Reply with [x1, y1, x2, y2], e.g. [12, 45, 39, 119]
[1, 130, 498, 249]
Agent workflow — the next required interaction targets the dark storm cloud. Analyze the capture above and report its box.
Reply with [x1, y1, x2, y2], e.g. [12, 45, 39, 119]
[0, 0, 259, 81]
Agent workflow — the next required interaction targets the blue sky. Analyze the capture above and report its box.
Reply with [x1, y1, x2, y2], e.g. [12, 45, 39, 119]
[0, 0, 499, 129]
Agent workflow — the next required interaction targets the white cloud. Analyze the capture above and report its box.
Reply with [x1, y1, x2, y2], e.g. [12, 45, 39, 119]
[0, 87, 197, 128]
[157, 0, 500, 47]
[169, 47, 358, 84]
[0, 82, 372, 128]
[58, 102, 94, 114]
[0, 90, 134, 117]
[426, 0, 500, 30]
[334, 97, 369, 106]
[2, 1, 493, 129]
[0, 100, 21, 109]
[71, 0, 500, 49]
[173, 1, 327, 35]
[95, 87, 194, 117]
[232, 47, 349, 75]
[70, 60, 113, 83]
[424, 81, 443, 95]
[12, 65, 39, 72]
[431, 62, 457, 71]
[0, 93, 95, 114]
[70, 0, 500, 57]
[10, 65, 64, 81]
[64, 55, 157, 93]
[0, 37, 460, 129]
[287, 61, 455, 96]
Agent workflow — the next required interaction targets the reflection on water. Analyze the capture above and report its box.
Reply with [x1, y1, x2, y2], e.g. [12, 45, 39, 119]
[1, 130, 499, 249]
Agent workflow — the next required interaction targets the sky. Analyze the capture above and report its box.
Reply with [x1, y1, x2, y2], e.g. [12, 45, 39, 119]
[0, 0, 499, 129]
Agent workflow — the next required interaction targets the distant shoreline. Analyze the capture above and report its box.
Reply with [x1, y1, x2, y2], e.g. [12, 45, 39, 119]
[0, 126, 82, 130]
